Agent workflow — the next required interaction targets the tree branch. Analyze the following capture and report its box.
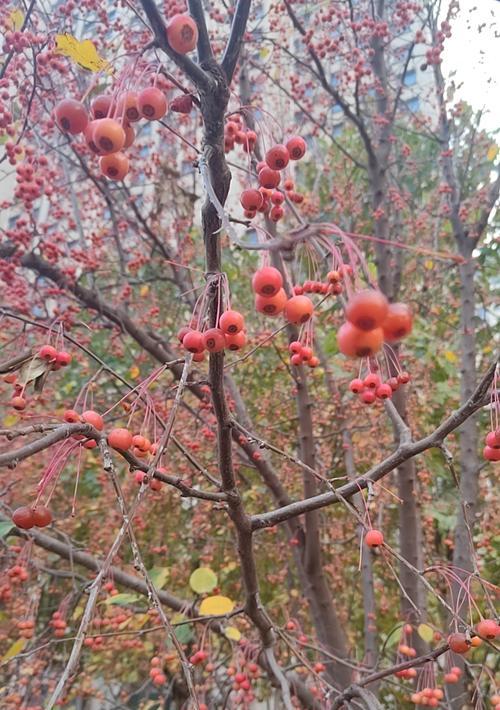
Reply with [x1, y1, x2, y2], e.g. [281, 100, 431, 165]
[221, 0, 252, 82]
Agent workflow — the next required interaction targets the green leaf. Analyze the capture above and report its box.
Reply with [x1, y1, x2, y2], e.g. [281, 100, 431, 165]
[104, 593, 141, 606]
[0, 521, 13, 538]
[148, 567, 169, 589]
[189, 567, 217, 594]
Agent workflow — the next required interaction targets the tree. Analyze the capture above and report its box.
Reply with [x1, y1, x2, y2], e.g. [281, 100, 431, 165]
[0, 0, 498, 708]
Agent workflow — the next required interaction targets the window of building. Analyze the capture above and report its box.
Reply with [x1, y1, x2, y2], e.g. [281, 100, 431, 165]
[405, 96, 420, 112]
[404, 69, 417, 86]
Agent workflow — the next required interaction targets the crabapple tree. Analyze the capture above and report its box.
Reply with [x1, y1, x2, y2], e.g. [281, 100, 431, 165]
[0, 0, 498, 709]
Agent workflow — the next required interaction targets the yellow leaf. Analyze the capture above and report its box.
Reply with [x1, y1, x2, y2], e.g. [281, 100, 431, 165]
[417, 623, 434, 643]
[129, 365, 140, 380]
[2, 638, 27, 661]
[139, 285, 149, 297]
[444, 350, 458, 363]
[8, 9, 24, 31]
[55, 34, 110, 73]
[487, 144, 498, 161]
[72, 605, 83, 621]
[224, 626, 241, 641]
[2, 415, 18, 427]
[190, 567, 218, 594]
[199, 595, 235, 616]
[424, 259, 434, 270]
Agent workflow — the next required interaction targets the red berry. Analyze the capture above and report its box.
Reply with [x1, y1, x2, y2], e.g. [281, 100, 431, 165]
[360, 389, 376, 404]
[286, 135, 306, 160]
[382, 302, 413, 342]
[258, 167, 280, 189]
[56, 351, 72, 366]
[137, 87, 167, 120]
[252, 266, 283, 297]
[182, 330, 205, 353]
[349, 378, 364, 393]
[81, 410, 104, 430]
[55, 99, 88, 134]
[483, 446, 500, 462]
[376, 383, 393, 399]
[10, 395, 27, 411]
[240, 189, 263, 212]
[166, 14, 198, 53]
[398, 371, 411, 384]
[485, 431, 500, 447]
[32, 506, 52, 527]
[270, 205, 284, 222]
[64, 409, 81, 423]
[337, 322, 384, 358]
[364, 373, 380, 389]
[203, 328, 226, 353]
[12, 506, 36, 530]
[224, 331, 246, 351]
[476, 619, 499, 639]
[107, 428, 133, 451]
[447, 633, 470, 654]
[284, 295, 314, 324]
[346, 289, 389, 331]
[289, 341, 302, 354]
[365, 529, 384, 547]
[100, 152, 129, 181]
[255, 288, 287, 316]
[219, 310, 245, 334]
[265, 144, 290, 170]
[39, 344, 58, 361]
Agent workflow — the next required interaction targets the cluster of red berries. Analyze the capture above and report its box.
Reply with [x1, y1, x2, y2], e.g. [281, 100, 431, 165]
[483, 429, 500, 462]
[8, 344, 72, 411]
[6, 564, 29, 584]
[11, 505, 52, 530]
[50, 611, 68, 638]
[252, 266, 314, 324]
[55, 83, 168, 180]
[17, 619, 35, 639]
[349, 370, 410, 404]
[149, 656, 167, 686]
[2, 29, 43, 54]
[338, 289, 413, 358]
[239, 136, 307, 222]
[293, 268, 350, 296]
[410, 687, 444, 706]
[178, 310, 247, 360]
[227, 662, 260, 702]
[288, 340, 319, 368]
[13, 159, 47, 207]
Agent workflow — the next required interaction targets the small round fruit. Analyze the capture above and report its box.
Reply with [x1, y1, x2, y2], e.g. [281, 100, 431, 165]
[138, 87, 168, 120]
[11, 395, 27, 410]
[270, 205, 284, 222]
[447, 633, 470, 654]
[284, 295, 314, 324]
[81, 410, 104, 430]
[376, 383, 393, 399]
[203, 328, 226, 353]
[225, 331, 246, 351]
[100, 152, 129, 180]
[346, 289, 389, 331]
[117, 91, 141, 122]
[55, 99, 88, 134]
[182, 330, 205, 353]
[93, 118, 126, 154]
[90, 94, 114, 119]
[107, 428, 133, 451]
[483, 446, 500, 461]
[64, 409, 81, 423]
[360, 389, 376, 404]
[252, 266, 283, 297]
[56, 351, 72, 366]
[12, 506, 35, 530]
[286, 135, 306, 160]
[166, 14, 199, 54]
[365, 529, 384, 547]
[219, 310, 245, 335]
[382, 303, 413, 342]
[337, 322, 384, 358]
[32, 506, 52, 527]
[364, 373, 380, 389]
[485, 430, 500, 447]
[265, 144, 290, 170]
[476, 619, 499, 639]
[39, 344, 58, 361]
[255, 288, 287, 316]
[349, 378, 364, 394]
[258, 167, 280, 189]
[240, 189, 263, 212]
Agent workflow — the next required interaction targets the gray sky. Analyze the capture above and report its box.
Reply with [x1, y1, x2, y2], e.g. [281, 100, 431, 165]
[441, 0, 499, 133]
